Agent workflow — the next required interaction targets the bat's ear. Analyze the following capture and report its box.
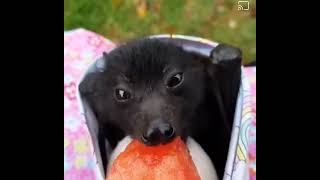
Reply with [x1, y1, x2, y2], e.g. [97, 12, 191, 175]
[79, 52, 109, 95]
[210, 44, 242, 64]
[207, 44, 242, 130]
[79, 73, 103, 95]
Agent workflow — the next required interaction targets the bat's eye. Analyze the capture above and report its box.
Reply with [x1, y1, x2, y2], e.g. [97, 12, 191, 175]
[166, 73, 183, 88]
[114, 89, 131, 101]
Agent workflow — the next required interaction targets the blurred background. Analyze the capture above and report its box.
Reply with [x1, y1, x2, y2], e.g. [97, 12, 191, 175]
[64, 0, 256, 64]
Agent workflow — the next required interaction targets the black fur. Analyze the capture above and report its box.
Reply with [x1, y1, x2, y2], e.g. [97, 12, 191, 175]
[79, 39, 242, 179]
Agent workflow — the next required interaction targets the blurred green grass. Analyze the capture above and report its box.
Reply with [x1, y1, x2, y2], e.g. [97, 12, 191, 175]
[64, 0, 256, 63]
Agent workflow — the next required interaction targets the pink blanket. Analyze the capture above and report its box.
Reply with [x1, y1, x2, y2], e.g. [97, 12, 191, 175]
[64, 29, 115, 180]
